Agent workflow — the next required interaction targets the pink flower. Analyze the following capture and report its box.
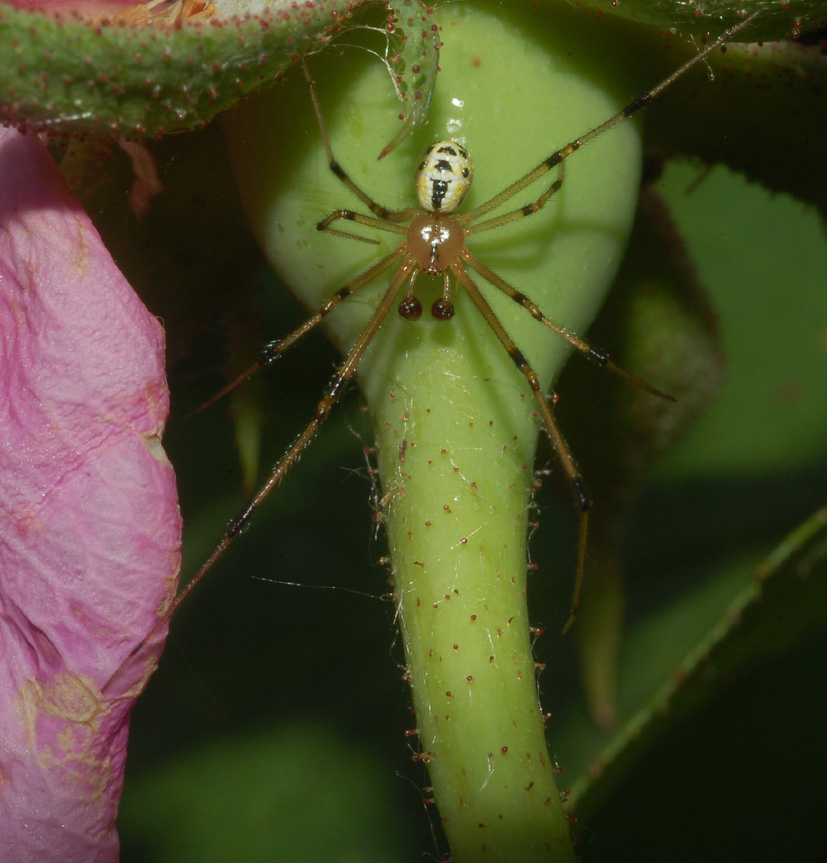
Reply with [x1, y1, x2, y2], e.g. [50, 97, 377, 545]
[0, 127, 180, 862]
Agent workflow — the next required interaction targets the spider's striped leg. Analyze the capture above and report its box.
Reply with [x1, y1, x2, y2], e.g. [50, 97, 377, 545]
[316, 209, 408, 244]
[451, 261, 588, 634]
[303, 57, 417, 224]
[459, 12, 758, 226]
[200, 247, 407, 412]
[463, 250, 674, 401]
[459, 162, 566, 234]
[104, 257, 414, 692]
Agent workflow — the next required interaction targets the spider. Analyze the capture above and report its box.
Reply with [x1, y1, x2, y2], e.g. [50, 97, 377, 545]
[105, 11, 757, 691]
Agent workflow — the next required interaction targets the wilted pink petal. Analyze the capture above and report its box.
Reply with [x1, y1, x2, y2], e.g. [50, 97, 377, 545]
[4, 0, 221, 25]
[0, 127, 181, 862]
[4, 1, 139, 15]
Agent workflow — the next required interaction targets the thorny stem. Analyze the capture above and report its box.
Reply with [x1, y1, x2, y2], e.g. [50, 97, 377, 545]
[373, 376, 576, 859]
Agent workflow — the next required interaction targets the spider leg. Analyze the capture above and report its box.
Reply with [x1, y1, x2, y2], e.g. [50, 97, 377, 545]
[452, 261, 588, 634]
[303, 57, 417, 224]
[199, 247, 407, 412]
[460, 12, 758, 226]
[462, 249, 675, 401]
[317, 209, 408, 244]
[460, 163, 566, 234]
[103, 259, 414, 693]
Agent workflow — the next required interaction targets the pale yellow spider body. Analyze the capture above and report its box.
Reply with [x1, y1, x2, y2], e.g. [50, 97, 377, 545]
[414, 141, 474, 214]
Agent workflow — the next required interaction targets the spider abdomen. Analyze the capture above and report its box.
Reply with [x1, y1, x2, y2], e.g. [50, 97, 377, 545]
[415, 141, 473, 214]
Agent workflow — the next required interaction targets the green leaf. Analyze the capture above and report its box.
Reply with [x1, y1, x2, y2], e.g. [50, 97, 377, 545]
[572, 0, 827, 36]
[119, 724, 411, 862]
[566, 506, 827, 820]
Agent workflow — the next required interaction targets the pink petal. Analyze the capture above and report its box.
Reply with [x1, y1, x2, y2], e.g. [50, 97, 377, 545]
[4, 1, 138, 14]
[0, 127, 181, 862]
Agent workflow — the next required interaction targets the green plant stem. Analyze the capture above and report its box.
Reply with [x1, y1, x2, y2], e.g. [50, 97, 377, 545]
[371, 342, 575, 860]
[225, 3, 648, 858]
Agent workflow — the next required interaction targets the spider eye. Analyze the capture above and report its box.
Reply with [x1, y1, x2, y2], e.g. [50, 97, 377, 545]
[415, 140, 474, 214]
